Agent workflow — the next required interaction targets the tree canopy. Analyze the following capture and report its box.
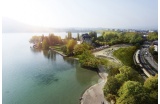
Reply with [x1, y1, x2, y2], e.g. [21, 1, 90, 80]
[115, 66, 143, 83]
[78, 50, 101, 69]
[29, 35, 42, 44]
[95, 31, 143, 46]
[66, 39, 77, 55]
[117, 81, 151, 104]
[144, 75, 158, 103]
[42, 38, 49, 50]
[147, 32, 158, 41]
[67, 32, 72, 39]
[104, 76, 120, 96]
[48, 34, 62, 45]
[103, 65, 145, 103]
[73, 43, 93, 56]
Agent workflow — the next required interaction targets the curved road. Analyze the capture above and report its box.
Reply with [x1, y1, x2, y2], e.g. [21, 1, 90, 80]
[139, 48, 158, 76]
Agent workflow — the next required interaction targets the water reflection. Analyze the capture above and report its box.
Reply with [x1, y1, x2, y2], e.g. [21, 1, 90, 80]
[63, 57, 78, 67]
[30, 48, 79, 67]
[42, 50, 50, 59]
[75, 65, 98, 86]
[30, 48, 57, 61]
[30, 47, 42, 53]
[50, 51, 56, 61]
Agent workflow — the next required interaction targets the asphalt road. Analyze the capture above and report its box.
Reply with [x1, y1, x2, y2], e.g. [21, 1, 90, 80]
[144, 48, 158, 71]
[139, 48, 158, 76]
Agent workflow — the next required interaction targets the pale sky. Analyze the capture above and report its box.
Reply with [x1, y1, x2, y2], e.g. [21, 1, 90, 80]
[2, 0, 158, 29]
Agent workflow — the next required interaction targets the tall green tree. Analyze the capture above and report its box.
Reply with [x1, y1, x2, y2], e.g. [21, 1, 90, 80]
[73, 43, 93, 55]
[147, 32, 158, 41]
[115, 66, 143, 83]
[117, 81, 151, 104]
[144, 75, 158, 103]
[78, 50, 101, 69]
[103, 77, 120, 96]
[129, 33, 143, 44]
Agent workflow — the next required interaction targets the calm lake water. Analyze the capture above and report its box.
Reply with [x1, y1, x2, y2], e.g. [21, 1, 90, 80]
[2, 33, 99, 104]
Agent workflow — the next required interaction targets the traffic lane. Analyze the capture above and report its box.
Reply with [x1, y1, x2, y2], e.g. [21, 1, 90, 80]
[144, 49, 158, 71]
[139, 49, 157, 76]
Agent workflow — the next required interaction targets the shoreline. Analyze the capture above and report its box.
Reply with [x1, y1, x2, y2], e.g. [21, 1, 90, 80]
[80, 65, 109, 104]
[49, 47, 109, 104]
[49, 47, 79, 60]
[49, 47, 67, 57]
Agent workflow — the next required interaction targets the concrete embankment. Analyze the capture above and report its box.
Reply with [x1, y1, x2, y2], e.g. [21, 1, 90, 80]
[49, 47, 67, 57]
[49, 47, 79, 61]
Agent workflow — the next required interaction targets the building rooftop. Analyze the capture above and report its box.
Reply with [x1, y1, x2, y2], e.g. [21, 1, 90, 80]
[81, 33, 91, 38]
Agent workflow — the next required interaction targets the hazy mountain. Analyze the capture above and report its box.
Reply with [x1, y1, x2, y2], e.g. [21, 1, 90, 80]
[2, 17, 106, 33]
[2, 17, 57, 33]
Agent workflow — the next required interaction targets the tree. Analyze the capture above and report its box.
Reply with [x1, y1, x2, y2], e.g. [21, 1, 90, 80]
[29, 35, 42, 44]
[106, 94, 116, 103]
[144, 75, 158, 103]
[66, 39, 77, 55]
[68, 32, 72, 39]
[103, 77, 120, 96]
[42, 39, 49, 50]
[89, 31, 97, 43]
[41, 35, 44, 42]
[114, 66, 143, 87]
[147, 32, 158, 41]
[78, 50, 101, 69]
[77, 33, 80, 41]
[107, 68, 120, 77]
[73, 43, 93, 56]
[103, 33, 118, 42]
[74, 44, 86, 56]
[48, 34, 62, 45]
[129, 33, 143, 44]
[61, 45, 67, 54]
[48, 34, 55, 45]
[115, 73, 128, 85]
[117, 81, 151, 104]
[37, 42, 42, 48]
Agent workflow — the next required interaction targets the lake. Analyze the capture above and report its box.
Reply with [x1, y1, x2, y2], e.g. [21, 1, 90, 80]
[2, 33, 99, 104]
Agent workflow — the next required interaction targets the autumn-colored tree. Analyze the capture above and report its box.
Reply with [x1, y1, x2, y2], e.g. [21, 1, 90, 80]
[29, 35, 42, 44]
[66, 39, 77, 55]
[68, 32, 72, 39]
[42, 38, 49, 50]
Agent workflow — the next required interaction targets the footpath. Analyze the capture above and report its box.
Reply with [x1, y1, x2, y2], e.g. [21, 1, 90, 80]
[80, 65, 109, 104]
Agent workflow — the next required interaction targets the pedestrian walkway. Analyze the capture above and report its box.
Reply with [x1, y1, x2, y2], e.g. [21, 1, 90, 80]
[80, 65, 109, 104]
